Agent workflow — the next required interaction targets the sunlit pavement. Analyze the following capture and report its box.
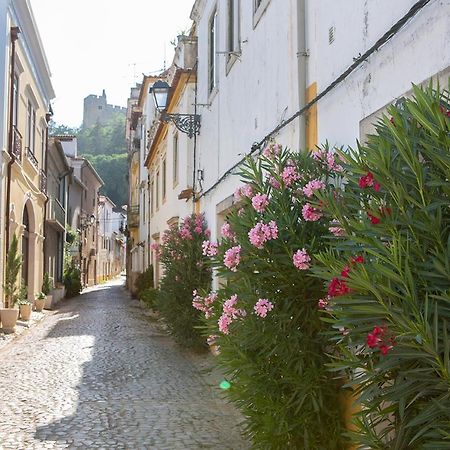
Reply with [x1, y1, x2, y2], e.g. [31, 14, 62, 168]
[0, 278, 247, 449]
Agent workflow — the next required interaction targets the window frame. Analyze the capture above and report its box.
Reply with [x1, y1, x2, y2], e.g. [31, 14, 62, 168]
[253, 0, 271, 28]
[162, 158, 167, 202]
[173, 133, 179, 187]
[208, 7, 218, 95]
[26, 100, 36, 154]
[226, 0, 240, 74]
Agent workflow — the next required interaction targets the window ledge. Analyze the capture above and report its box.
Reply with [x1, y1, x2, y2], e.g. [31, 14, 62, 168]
[253, 0, 271, 28]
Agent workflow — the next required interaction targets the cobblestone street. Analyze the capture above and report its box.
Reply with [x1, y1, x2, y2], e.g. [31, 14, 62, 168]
[0, 279, 248, 450]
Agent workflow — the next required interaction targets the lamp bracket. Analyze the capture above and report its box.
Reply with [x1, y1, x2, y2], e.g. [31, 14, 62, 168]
[160, 112, 201, 139]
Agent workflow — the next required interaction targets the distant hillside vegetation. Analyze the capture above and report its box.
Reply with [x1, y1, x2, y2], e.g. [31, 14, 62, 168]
[49, 113, 128, 208]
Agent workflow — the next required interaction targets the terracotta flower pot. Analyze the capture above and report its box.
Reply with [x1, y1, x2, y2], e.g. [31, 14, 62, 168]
[19, 304, 32, 321]
[0, 308, 19, 333]
[34, 298, 45, 312]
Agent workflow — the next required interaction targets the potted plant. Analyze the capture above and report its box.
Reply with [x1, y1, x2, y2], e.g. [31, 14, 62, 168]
[42, 272, 53, 309]
[34, 292, 46, 312]
[18, 281, 32, 321]
[1, 235, 22, 333]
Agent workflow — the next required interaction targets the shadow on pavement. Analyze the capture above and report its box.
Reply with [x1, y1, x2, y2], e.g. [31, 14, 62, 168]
[34, 280, 247, 449]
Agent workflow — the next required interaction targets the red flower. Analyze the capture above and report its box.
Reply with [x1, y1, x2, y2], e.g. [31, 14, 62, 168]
[366, 332, 381, 348]
[351, 255, 365, 264]
[328, 277, 350, 297]
[340, 265, 350, 278]
[389, 116, 396, 126]
[379, 344, 393, 356]
[374, 182, 381, 192]
[379, 206, 392, 217]
[367, 211, 380, 225]
[440, 106, 450, 117]
[359, 172, 374, 189]
[366, 325, 395, 356]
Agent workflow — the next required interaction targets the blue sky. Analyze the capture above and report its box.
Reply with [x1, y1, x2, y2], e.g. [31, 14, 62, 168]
[30, 0, 194, 127]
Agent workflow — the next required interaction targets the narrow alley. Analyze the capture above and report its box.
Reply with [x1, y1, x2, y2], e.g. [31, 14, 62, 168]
[0, 279, 247, 450]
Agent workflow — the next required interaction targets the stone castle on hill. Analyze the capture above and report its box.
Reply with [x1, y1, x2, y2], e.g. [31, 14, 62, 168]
[83, 89, 126, 128]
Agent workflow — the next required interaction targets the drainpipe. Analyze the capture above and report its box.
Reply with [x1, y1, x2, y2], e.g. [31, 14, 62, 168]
[5, 26, 20, 261]
[297, 0, 307, 150]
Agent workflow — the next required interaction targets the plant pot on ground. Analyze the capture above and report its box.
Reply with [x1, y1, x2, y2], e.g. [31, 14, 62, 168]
[17, 283, 32, 321]
[34, 292, 46, 312]
[42, 272, 54, 309]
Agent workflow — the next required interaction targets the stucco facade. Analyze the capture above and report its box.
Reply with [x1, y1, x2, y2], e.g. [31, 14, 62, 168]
[0, 0, 54, 303]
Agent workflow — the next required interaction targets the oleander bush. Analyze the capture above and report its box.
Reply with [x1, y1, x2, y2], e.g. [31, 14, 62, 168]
[135, 266, 154, 298]
[64, 265, 82, 298]
[139, 287, 158, 309]
[313, 84, 450, 448]
[196, 145, 348, 449]
[154, 214, 212, 350]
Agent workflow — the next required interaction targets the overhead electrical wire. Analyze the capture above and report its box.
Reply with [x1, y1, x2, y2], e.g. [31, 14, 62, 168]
[197, 0, 432, 200]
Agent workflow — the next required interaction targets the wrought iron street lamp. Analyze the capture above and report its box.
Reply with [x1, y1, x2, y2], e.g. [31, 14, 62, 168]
[150, 80, 200, 139]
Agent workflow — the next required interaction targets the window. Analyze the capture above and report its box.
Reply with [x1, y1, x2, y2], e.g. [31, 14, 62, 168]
[173, 134, 179, 185]
[208, 8, 218, 94]
[26, 100, 36, 153]
[41, 126, 46, 167]
[143, 191, 146, 221]
[162, 159, 167, 201]
[227, 0, 240, 71]
[156, 171, 160, 209]
[12, 74, 19, 127]
[150, 180, 155, 215]
[253, 0, 270, 27]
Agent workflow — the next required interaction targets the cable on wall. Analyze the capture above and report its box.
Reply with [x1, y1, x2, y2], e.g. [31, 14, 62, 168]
[197, 0, 432, 200]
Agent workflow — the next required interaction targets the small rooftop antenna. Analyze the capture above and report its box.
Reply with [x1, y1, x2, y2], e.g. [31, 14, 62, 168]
[163, 42, 167, 71]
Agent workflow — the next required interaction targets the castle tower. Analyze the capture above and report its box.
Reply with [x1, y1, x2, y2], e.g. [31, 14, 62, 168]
[82, 90, 126, 129]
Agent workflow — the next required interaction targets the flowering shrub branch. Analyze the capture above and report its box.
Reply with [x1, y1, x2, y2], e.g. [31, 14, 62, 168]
[154, 214, 212, 349]
[314, 84, 450, 448]
[196, 144, 348, 448]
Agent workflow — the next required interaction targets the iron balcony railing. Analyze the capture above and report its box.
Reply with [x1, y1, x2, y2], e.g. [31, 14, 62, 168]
[47, 197, 66, 230]
[40, 170, 47, 194]
[26, 147, 39, 171]
[12, 126, 22, 161]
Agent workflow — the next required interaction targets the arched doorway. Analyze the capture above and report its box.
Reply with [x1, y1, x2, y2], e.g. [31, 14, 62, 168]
[22, 206, 30, 285]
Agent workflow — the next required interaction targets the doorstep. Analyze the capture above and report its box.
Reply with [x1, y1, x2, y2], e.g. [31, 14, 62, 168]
[0, 309, 52, 352]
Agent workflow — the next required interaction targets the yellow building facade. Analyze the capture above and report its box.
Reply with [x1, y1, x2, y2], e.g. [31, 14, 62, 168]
[2, 3, 54, 302]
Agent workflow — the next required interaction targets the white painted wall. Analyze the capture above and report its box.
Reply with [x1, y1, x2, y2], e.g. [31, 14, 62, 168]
[308, 0, 450, 148]
[192, 0, 301, 240]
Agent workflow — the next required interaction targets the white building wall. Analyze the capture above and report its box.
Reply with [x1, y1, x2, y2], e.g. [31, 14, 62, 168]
[308, 0, 450, 147]
[192, 0, 301, 240]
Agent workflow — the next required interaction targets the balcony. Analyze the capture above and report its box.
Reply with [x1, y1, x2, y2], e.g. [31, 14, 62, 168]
[12, 126, 22, 161]
[47, 197, 66, 231]
[128, 205, 139, 229]
[40, 170, 47, 194]
[26, 147, 39, 171]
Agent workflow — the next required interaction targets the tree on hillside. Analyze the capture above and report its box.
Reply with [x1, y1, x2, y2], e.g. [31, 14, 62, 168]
[78, 113, 126, 155]
[84, 154, 128, 208]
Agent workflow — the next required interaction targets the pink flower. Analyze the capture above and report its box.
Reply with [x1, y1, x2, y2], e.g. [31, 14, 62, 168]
[194, 214, 203, 227]
[318, 297, 329, 309]
[234, 184, 254, 201]
[254, 298, 274, 318]
[194, 226, 203, 234]
[268, 176, 281, 189]
[207, 335, 218, 346]
[281, 166, 300, 187]
[202, 240, 218, 257]
[326, 151, 343, 172]
[224, 246, 241, 272]
[205, 229, 211, 238]
[221, 223, 236, 241]
[223, 294, 239, 316]
[179, 227, 193, 240]
[262, 143, 282, 159]
[252, 194, 269, 213]
[248, 221, 278, 249]
[293, 248, 311, 270]
[302, 203, 323, 221]
[303, 179, 325, 198]
[218, 313, 232, 334]
[329, 226, 346, 236]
